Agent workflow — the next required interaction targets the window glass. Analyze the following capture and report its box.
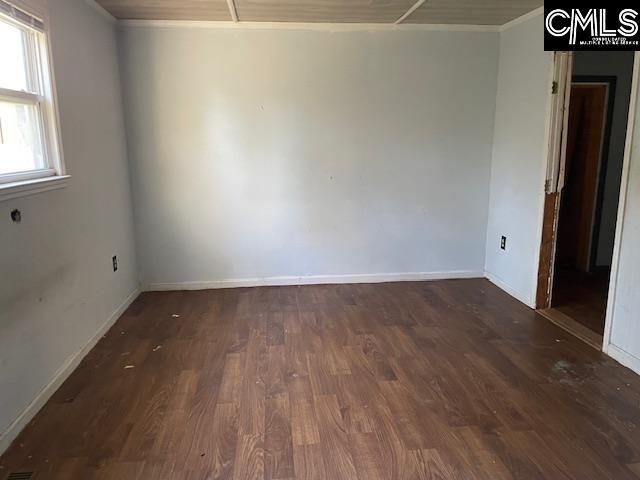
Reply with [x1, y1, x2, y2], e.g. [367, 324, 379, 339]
[0, 100, 45, 175]
[0, 19, 30, 93]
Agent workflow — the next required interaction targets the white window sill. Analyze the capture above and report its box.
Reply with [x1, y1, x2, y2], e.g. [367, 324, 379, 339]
[0, 175, 70, 202]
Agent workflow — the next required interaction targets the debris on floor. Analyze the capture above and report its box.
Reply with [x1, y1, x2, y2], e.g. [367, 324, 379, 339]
[172, 314, 180, 318]
[553, 360, 571, 373]
[124, 365, 135, 369]
[152, 345, 162, 352]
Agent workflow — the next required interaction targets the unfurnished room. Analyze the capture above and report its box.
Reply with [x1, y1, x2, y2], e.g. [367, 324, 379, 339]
[1, 1, 640, 479]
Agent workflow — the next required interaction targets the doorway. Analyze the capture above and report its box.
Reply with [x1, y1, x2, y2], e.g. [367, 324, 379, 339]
[536, 52, 636, 348]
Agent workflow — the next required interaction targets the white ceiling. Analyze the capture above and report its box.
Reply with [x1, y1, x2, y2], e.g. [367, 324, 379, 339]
[96, 0, 544, 25]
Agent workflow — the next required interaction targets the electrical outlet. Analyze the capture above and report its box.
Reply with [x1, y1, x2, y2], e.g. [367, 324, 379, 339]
[112, 255, 118, 272]
[500, 236, 507, 250]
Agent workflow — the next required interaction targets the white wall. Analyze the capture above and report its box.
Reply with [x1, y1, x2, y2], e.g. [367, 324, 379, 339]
[118, 26, 499, 288]
[607, 59, 640, 374]
[484, 14, 553, 307]
[0, 0, 138, 452]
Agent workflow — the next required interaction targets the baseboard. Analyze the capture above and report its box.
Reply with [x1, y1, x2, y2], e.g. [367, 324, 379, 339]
[484, 271, 535, 308]
[144, 270, 484, 291]
[0, 287, 141, 455]
[606, 344, 640, 376]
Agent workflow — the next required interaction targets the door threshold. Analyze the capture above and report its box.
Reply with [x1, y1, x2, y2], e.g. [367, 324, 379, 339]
[538, 308, 603, 350]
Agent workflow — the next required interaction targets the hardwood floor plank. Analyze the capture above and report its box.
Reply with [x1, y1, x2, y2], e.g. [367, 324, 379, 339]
[238, 317, 267, 436]
[218, 352, 246, 404]
[266, 345, 288, 399]
[410, 448, 455, 480]
[292, 443, 326, 480]
[265, 394, 295, 480]
[208, 402, 240, 480]
[290, 400, 320, 447]
[232, 433, 264, 480]
[628, 462, 640, 478]
[348, 432, 386, 480]
[2, 280, 640, 479]
[313, 394, 359, 479]
[306, 352, 337, 396]
[377, 380, 430, 450]
[267, 312, 286, 347]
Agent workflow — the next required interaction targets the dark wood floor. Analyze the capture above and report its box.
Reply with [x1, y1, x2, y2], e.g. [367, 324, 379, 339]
[553, 266, 610, 335]
[2, 279, 640, 479]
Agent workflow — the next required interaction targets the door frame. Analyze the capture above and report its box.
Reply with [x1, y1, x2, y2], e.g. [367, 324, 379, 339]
[535, 52, 640, 354]
[570, 76, 617, 272]
[602, 53, 640, 354]
[535, 51, 573, 310]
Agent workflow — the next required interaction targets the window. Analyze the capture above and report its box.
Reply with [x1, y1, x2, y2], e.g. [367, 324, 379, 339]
[0, 1, 65, 197]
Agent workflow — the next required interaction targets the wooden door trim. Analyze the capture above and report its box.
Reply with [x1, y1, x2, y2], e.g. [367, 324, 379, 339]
[536, 192, 559, 308]
[536, 52, 572, 309]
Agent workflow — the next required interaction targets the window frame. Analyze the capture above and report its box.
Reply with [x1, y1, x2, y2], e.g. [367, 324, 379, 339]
[0, 4, 67, 201]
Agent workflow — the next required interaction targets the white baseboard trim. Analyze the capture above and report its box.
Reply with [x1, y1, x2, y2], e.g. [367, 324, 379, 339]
[0, 287, 141, 455]
[606, 344, 640, 376]
[144, 270, 484, 291]
[484, 271, 535, 309]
